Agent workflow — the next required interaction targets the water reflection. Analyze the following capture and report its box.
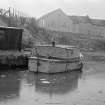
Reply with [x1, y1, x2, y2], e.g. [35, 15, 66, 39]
[0, 70, 20, 100]
[26, 71, 82, 96]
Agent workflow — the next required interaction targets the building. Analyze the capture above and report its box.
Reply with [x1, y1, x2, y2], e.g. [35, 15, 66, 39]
[37, 9, 105, 36]
[0, 26, 23, 51]
[37, 9, 73, 32]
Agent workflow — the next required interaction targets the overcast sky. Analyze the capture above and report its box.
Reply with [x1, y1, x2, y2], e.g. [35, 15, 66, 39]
[0, 0, 105, 19]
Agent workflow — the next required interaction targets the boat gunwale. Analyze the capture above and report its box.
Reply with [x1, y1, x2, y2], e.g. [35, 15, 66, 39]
[34, 45, 79, 50]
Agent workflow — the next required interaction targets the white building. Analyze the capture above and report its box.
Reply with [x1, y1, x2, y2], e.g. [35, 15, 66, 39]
[37, 9, 105, 36]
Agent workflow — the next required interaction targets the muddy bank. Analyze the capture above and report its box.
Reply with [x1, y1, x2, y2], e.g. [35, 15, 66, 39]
[82, 51, 105, 62]
[0, 51, 28, 69]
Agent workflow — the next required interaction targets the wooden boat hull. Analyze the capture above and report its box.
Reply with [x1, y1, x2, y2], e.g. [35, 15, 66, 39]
[28, 57, 83, 73]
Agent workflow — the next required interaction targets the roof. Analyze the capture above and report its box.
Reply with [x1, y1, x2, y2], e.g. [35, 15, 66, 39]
[0, 26, 23, 30]
[69, 15, 92, 24]
[37, 8, 67, 21]
[69, 15, 105, 26]
[37, 8, 105, 27]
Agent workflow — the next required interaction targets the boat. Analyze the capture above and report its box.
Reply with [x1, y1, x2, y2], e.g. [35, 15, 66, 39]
[28, 44, 83, 73]
[27, 70, 82, 96]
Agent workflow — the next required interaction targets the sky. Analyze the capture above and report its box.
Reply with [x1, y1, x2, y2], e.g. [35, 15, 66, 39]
[0, 0, 105, 19]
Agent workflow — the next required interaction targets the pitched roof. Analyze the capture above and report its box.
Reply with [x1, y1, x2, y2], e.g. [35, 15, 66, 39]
[38, 8, 66, 20]
[37, 8, 105, 27]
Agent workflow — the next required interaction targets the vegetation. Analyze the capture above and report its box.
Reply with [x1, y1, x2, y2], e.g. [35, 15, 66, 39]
[0, 8, 51, 48]
[0, 8, 105, 52]
[46, 30, 105, 52]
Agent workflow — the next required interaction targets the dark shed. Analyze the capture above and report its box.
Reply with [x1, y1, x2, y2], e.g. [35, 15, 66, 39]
[0, 26, 23, 51]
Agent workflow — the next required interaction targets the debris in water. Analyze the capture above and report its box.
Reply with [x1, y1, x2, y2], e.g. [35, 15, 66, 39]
[41, 81, 50, 84]
[0, 75, 6, 78]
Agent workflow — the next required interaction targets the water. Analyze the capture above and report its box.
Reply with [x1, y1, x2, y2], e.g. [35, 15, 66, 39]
[0, 62, 105, 105]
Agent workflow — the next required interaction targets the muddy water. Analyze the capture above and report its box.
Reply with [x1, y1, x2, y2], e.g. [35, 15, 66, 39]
[0, 62, 105, 105]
